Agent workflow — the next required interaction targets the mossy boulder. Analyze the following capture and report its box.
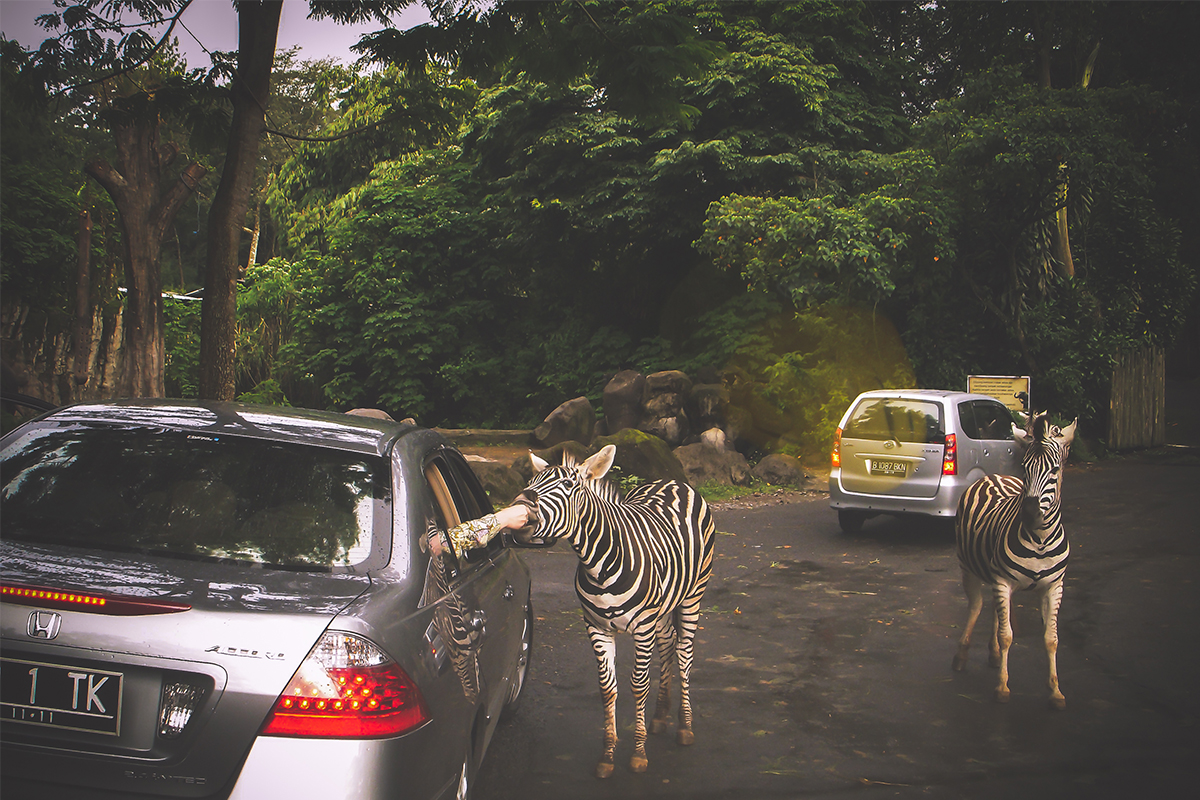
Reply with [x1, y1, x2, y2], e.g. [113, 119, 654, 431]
[595, 428, 688, 484]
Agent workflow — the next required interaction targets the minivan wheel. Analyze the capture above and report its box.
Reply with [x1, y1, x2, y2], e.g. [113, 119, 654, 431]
[838, 509, 866, 533]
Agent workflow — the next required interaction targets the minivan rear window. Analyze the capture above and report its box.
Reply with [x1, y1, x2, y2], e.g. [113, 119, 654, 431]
[842, 398, 944, 444]
[1, 425, 390, 570]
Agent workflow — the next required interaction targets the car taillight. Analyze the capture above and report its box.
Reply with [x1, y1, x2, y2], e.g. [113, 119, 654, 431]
[261, 631, 429, 739]
[831, 427, 842, 469]
[942, 433, 957, 475]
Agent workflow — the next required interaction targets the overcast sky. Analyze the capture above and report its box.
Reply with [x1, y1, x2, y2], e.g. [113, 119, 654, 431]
[1, 0, 432, 67]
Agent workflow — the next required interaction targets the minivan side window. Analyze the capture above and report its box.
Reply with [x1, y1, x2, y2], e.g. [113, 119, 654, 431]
[958, 400, 1014, 440]
[843, 399, 944, 444]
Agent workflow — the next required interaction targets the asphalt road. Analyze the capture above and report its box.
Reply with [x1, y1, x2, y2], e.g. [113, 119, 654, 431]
[474, 449, 1199, 800]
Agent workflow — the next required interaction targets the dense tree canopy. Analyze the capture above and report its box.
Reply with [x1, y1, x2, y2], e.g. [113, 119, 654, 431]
[3, 0, 1195, 455]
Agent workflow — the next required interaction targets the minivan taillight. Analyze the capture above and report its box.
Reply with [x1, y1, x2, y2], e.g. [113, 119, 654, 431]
[261, 631, 429, 738]
[832, 427, 842, 469]
[942, 433, 957, 475]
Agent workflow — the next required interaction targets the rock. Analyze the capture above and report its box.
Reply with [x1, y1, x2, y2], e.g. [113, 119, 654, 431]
[751, 453, 815, 488]
[688, 383, 728, 431]
[602, 370, 645, 434]
[467, 459, 528, 505]
[640, 370, 693, 448]
[673, 442, 751, 487]
[640, 413, 690, 449]
[700, 427, 727, 451]
[533, 396, 595, 448]
[594, 428, 688, 485]
[645, 370, 692, 397]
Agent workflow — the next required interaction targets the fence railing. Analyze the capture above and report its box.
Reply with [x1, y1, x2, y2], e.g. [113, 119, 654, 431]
[1108, 346, 1166, 451]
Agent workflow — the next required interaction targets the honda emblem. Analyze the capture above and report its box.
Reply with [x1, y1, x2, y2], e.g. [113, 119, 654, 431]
[27, 610, 62, 640]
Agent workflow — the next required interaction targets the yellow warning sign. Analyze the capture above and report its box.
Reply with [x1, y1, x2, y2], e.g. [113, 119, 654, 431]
[967, 375, 1031, 411]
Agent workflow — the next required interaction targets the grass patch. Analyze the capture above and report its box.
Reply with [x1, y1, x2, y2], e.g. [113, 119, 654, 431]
[695, 480, 778, 503]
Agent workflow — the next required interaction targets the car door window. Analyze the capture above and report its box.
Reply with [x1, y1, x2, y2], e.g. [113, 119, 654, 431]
[972, 401, 1013, 440]
[423, 449, 500, 566]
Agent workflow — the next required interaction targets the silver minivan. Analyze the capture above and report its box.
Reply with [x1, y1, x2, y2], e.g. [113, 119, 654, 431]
[829, 390, 1020, 532]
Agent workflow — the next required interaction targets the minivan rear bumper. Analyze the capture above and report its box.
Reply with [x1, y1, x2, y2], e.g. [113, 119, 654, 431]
[828, 468, 977, 518]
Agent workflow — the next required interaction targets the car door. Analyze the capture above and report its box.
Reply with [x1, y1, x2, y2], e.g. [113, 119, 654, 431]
[421, 449, 521, 728]
[970, 399, 1018, 477]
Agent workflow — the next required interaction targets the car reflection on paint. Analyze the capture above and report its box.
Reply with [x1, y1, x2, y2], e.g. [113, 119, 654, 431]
[0, 400, 534, 800]
[829, 389, 1022, 532]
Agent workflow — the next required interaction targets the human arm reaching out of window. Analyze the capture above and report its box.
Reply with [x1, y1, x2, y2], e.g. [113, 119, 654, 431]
[430, 504, 530, 559]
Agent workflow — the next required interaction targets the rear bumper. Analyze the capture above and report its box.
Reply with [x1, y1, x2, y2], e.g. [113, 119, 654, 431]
[227, 732, 452, 800]
[828, 469, 973, 518]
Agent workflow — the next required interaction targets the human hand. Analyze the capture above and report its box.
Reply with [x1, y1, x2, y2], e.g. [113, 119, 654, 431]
[495, 504, 531, 530]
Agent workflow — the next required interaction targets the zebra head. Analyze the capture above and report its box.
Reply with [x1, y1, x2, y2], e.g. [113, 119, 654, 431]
[510, 445, 618, 545]
[1012, 412, 1077, 529]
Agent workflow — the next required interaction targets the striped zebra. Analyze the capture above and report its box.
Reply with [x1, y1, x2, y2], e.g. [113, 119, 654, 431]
[513, 444, 715, 778]
[953, 411, 1076, 710]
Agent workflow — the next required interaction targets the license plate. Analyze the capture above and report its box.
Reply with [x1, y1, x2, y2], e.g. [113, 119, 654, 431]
[1, 657, 123, 735]
[868, 459, 908, 477]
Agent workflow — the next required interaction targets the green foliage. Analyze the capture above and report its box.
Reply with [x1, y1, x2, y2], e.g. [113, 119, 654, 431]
[163, 297, 201, 397]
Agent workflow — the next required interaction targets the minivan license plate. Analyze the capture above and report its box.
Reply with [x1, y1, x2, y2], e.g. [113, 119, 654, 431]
[869, 459, 907, 477]
[1, 657, 123, 735]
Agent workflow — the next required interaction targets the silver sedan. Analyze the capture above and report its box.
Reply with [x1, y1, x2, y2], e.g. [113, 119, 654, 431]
[1, 400, 533, 799]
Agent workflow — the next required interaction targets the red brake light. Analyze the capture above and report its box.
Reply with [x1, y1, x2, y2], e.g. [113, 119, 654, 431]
[261, 632, 429, 738]
[831, 427, 842, 469]
[2, 582, 190, 615]
[942, 433, 957, 475]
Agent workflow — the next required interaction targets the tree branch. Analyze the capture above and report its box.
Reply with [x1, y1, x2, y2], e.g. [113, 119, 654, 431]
[50, 0, 195, 98]
[83, 158, 128, 204]
[264, 109, 415, 143]
[152, 161, 208, 243]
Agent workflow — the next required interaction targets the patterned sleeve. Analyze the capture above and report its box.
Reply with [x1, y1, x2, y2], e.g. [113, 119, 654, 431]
[444, 514, 503, 559]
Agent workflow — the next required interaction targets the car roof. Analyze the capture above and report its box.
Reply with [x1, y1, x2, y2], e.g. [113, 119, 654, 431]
[20, 399, 421, 457]
[851, 389, 1009, 404]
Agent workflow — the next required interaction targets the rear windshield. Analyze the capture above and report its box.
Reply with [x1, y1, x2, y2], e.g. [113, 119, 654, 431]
[842, 398, 945, 444]
[1, 425, 390, 570]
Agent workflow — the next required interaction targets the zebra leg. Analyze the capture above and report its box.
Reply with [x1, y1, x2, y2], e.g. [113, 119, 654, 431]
[629, 627, 656, 773]
[992, 583, 1015, 703]
[953, 570, 985, 671]
[588, 625, 620, 779]
[1041, 579, 1067, 710]
[674, 595, 703, 746]
[651, 618, 676, 735]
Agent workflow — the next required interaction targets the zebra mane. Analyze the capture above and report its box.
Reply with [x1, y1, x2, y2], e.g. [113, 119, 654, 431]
[1031, 411, 1052, 442]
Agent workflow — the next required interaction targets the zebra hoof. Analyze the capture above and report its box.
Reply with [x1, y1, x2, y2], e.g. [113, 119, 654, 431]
[595, 762, 614, 779]
[630, 755, 649, 773]
[1049, 695, 1066, 711]
[677, 729, 694, 746]
[952, 654, 967, 672]
[651, 718, 669, 735]
[994, 688, 1011, 704]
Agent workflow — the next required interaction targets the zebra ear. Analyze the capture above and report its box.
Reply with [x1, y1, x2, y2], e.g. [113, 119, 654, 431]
[580, 444, 617, 482]
[1060, 418, 1078, 446]
[530, 452, 550, 474]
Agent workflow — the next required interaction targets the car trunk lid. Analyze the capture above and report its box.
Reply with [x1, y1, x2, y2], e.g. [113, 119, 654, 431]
[1, 542, 371, 797]
[837, 396, 947, 499]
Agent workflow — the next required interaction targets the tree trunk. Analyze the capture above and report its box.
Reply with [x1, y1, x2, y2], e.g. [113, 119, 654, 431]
[1031, 5, 1075, 280]
[85, 116, 208, 398]
[72, 207, 92, 390]
[199, 0, 283, 401]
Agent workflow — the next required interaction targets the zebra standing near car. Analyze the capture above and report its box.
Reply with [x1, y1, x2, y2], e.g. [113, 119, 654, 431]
[953, 411, 1077, 709]
[513, 444, 715, 778]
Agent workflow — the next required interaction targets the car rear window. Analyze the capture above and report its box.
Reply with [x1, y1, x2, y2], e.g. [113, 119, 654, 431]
[842, 398, 944, 444]
[1, 425, 390, 570]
